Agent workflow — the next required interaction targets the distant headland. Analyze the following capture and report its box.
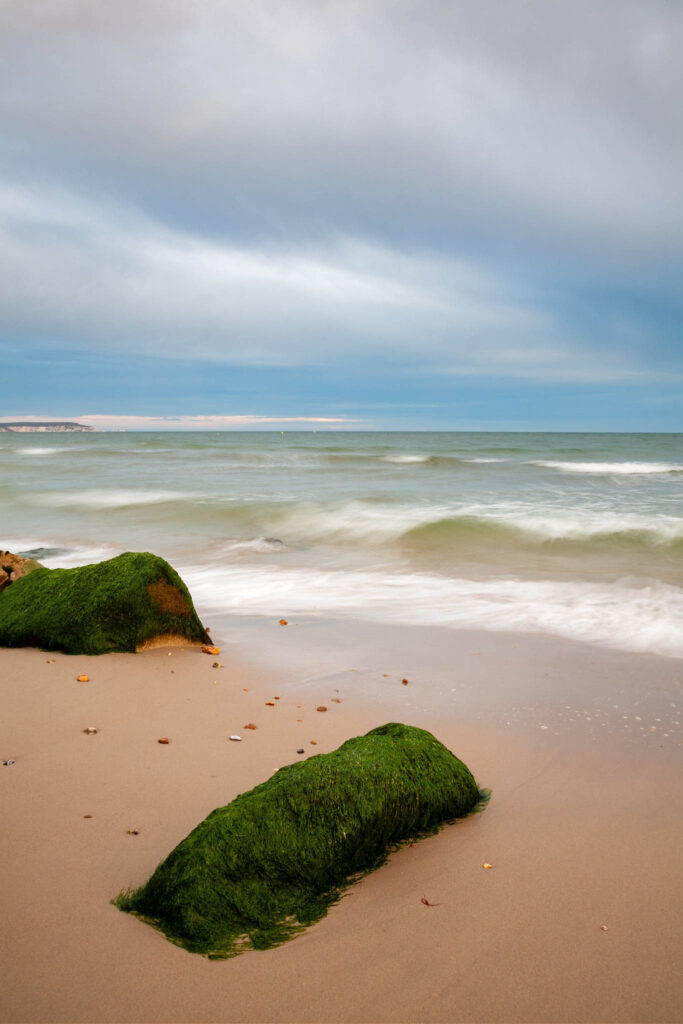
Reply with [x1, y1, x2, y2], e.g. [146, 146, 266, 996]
[0, 421, 95, 433]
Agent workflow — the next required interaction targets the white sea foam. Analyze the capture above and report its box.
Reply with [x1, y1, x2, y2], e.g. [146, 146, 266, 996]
[381, 454, 430, 463]
[16, 446, 70, 456]
[183, 563, 683, 659]
[223, 537, 291, 554]
[463, 457, 504, 463]
[533, 460, 683, 475]
[32, 489, 190, 509]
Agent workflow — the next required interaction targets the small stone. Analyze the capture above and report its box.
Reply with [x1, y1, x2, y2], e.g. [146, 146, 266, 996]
[601, 925, 609, 932]
[310, 740, 318, 745]
[158, 737, 170, 744]
[316, 705, 327, 712]
[265, 701, 275, 706]
[126, 829, 140, 835]
[83, 727, 98, 735]
[331, 698, 342, 703]
[279, 619, 288, 626]
[212, 661, 222, 668]
[482, 863, 494, 869]
[2, 759, 15, 766]
[244, 723, 257, 730]
[296, 748, 305, 754]
[202, 646, 220, 655]
[229, 735, 242, 742]
[77, 674, 89, 682]
[402, 678, 409, 685]
[83, 814, 93, 818]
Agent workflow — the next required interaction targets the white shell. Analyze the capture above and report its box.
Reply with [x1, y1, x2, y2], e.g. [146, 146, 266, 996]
[229, 735, 242, 742]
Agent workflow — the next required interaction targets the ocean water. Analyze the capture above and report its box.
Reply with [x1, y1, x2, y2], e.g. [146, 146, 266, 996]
[1, 431, 682, 659]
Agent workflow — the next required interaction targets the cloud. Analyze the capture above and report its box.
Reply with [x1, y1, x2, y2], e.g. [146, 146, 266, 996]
[0, 0, 681, 397]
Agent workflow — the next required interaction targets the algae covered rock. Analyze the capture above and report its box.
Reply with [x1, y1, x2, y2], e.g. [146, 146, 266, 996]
[115, 723, 480, 957]
[0, 550, 43, 593]
[0, 551, 210, 654]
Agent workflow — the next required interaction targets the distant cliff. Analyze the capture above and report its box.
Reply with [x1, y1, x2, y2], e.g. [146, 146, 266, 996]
[0, 422, 95, 432]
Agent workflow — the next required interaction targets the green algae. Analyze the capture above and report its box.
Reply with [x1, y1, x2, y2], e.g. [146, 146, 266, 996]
[0, 551, 210, 654]
[114, 723, 481, 957]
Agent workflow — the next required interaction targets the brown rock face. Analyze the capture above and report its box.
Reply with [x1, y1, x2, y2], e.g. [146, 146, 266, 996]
[0, 552, 43, 593]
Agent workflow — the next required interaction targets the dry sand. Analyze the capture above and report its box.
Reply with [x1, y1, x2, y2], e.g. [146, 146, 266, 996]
[1, 636, 682, 1024]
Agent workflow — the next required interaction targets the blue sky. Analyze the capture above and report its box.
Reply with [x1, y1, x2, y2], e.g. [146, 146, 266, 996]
[1, 1, 681, 430]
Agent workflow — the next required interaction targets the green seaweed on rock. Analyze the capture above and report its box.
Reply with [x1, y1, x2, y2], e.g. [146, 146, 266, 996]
[114, 723, 481, 957]
[0, 551, 210, 654]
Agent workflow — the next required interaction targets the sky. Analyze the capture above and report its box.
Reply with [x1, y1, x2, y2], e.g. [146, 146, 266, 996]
[1, 0, 681, 430]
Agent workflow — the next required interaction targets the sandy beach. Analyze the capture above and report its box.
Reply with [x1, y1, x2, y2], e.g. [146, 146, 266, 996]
[2, 631, 681, 1024]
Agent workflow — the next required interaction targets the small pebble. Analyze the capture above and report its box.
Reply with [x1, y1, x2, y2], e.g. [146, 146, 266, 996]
[402, 678, 409, 686]
[2, 759, 15, 766]
[316, 706, 327, 712]
[265, 701, 275, 706]
[83, 814, 93, 818]
[212, 661, 222, 668]
[310, 740, 318, 745]
[157, 737, 170, 744]
[279, 619, 288, 626]
[202, 646, 220, 655]
[482, 863, 494, 869]
[229, 735, 242, 742]
[601, 925, 609, 932]
[331, 698, 342, 703]
[77, 674, 89, 682]
[244, 723, 257, 730]
[83, 727, 98, 735]
[126, 829, 140, 835]
[296, 748, 304, 754]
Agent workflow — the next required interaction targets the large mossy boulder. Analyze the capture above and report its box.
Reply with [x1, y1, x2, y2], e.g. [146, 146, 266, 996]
[115, 723, 481, 957]
[0, 551, 210, 654]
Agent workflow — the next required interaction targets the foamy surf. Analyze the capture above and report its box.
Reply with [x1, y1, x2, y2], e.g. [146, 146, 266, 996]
[183, 563, 683, 659]
[533, 460, 683, 475]
[32, 489, 192, 509]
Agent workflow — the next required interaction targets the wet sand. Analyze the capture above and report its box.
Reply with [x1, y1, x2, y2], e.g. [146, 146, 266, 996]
[1, 636, 682, 1023]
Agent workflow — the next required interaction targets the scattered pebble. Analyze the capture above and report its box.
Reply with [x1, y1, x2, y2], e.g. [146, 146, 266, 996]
[158, 737, 170, 744]
[229, 735, 242, 742]
[77, 674, 89, 682]
[265, 701, 275, 706]
[601, 925, 609, 931]
[482, 863, 494, 869]
[279, 619, 288, 626]
[83, 727, 98, 735]
[402, 678, 409, 686]
[244, 723, 257, 730]
[331, 698, 343, 703]
[202, 646, 220, 656]
[83, 814, 92, 818]
[126, 829, 140, 836]
[212, 661, 222, 668]
[2, 759, 15, 766]
[316, 706, 328, 712]
[296, 748, 305, 754]
[310, 740, 318, 745]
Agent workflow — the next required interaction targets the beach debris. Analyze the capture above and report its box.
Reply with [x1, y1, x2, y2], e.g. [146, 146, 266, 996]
[421, 897, 440, 907]
[316, 706, 328, 712]
[83, 814, 93, 818]
[331, 698, 343, 703]
[229, 735, 242, 742]
[402, 678, 409, 685]
[274, 696, 280, 700]
[482, 863, 494, 869]
[2, 759, 15, 766]
[158, 737, 170, 744]
[243, 723, 257, 730]
[296, 748, 305, 754]
[212, 661, 222, 668]
[126, 829, 140, 835]
[77, 674, 89, 682]
[601, 924, 609, 931]
[265, 701, 275, 706]
[46, 658, 55, 663]
[203, 646, 220, 656]
[310, 740, 318, 745]
[279, 619, 288, 626]
[83, 727, 98, 735]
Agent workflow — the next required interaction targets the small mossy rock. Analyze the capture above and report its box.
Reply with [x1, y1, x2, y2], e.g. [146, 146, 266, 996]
[114, 722, 480, 957]
[0, 551, 210, 654]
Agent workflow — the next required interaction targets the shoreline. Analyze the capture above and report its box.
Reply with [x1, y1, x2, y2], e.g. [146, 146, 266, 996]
[1, 635, 682, 1023]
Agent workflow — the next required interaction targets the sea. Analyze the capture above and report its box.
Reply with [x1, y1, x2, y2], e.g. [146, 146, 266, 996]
[2, 431, 682, 665]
